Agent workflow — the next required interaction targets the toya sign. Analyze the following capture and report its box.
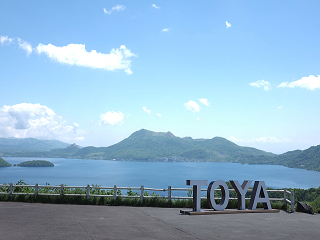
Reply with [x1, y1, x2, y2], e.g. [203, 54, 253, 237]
[186, 180, 271, 212]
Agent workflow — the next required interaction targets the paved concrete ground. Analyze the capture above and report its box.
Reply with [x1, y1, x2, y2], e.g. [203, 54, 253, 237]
[0, 202, 319, 240]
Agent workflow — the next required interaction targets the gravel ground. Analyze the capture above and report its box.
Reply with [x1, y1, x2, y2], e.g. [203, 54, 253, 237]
[0, 202, 319, 240]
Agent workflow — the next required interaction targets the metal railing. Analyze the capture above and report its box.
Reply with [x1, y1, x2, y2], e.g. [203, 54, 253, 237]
[0, 183, 295, 212]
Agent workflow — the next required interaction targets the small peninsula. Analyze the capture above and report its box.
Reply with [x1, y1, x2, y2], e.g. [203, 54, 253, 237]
[17, 160, 54, 167]
[0, 157, 11, 167]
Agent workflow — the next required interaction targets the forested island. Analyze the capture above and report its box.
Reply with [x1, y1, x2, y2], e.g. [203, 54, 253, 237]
[1, 129, 320, 172]
[17, 160, 54, 167]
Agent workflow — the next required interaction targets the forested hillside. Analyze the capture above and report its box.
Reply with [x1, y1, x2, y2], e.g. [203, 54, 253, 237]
[1, 129, 319, 172]
[0, 138, 70, 152]
[282, 145, 320, 171]
[0, 157, 11, 167]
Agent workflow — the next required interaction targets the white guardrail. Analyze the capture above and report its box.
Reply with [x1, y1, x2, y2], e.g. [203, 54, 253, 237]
[0, 183, 295, 212]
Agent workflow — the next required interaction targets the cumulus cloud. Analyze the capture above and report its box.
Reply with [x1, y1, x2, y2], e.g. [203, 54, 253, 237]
[157, 113, 162, 117]
[226, 21, 231, 29]
[17, 38, 33, 56]
[278, 75, 320, 90]
[228, 136, 291, 144]
[199, 98, 209, 106]
[103, 5, 125, 14]
[100, 111, 125, 125]
[0, 103, 83, 141]
[250, 80, 271, 91]
[1, 35, 136, 74]
[152, 4, 160, 9]
[184, 100, 200, 112]
[2, 103, 55, 130]
[162, 28, 169, 32]
[36, 43, 136, 74]
[0, 35, 13, 45]
[142, 106, 151, 114]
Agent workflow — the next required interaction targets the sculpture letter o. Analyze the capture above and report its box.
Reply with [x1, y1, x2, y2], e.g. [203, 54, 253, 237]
[207, 180, 229, 211]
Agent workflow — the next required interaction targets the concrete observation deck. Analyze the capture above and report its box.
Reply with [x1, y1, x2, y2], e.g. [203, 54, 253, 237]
[0, 202, 319, 239]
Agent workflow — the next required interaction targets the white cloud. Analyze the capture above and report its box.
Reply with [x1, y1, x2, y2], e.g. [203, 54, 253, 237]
[250, 80, 271, 91]
[199, 98, 209, 106]
[125, 68, 133, 75]
[36, 43, 136, 74]
[17, 38, 33, 56]
[157, 113, 162, 117]
[142, 106, 151, 114]
[103, 5, 125, 14]
[255, 137, 291, 143]
[226, 21, 231, 29]
[100, 111, 125, 125]
[0, 35, 13, 45]
[162, 28, 169, 32]
[184, 100, 200, 112]
[0, 35, 33, 56]
[75, 137, 85, 141]
[0, 103, 82, 142]
[1, 36, 136, 74]
[278, 106, 282, 109]
[113, 5, 125, 11]
[228, 136, 238, 143]
[278, 75, 320, 90]
[228, 136, 291, 144]
[152, 4, 160, 9]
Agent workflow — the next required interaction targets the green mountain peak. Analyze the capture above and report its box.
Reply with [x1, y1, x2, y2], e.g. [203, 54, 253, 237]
[129, 129, 176, 138]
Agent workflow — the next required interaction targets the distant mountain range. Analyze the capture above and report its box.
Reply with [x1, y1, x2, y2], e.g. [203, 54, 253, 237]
[0, 138, 70, 152]
[0, 129, 319, 172]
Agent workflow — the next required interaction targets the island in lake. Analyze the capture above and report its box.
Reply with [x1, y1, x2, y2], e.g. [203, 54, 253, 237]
[17, 160, 54, 167]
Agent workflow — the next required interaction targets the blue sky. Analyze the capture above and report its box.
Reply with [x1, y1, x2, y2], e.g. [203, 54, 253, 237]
[1, 1, 320, 154]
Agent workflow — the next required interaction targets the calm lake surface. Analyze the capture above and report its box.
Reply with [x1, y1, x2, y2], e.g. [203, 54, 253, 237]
[1, 157, 320, 190]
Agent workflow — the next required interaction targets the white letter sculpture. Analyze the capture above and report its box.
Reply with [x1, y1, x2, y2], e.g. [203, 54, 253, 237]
[186, 179, 272, 212]
[230, 180, 252, 210]
[248, 181, 272, 210]
[207, 180, 229, 211]
[186, 180, 208, 212]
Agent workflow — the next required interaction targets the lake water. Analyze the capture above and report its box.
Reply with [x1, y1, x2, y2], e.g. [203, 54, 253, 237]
[1, 157, 320, 191]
